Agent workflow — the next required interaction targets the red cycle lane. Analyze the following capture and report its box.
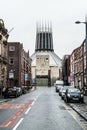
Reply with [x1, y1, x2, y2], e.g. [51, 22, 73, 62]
[0, 99, 34, 128]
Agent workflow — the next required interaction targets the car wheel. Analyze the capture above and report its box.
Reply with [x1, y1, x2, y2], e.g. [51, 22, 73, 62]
[66, 98, 69, 103]
[4, 95, 7, 98]
[15, 94, 17, 98]
[61, 96, 63, 100]
[81, 98, 84, 103]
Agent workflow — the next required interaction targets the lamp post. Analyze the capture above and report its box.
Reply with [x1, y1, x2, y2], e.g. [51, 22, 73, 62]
[75, 17, 87, 94]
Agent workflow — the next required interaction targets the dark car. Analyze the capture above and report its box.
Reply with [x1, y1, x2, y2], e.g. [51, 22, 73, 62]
[22, 87, 27, 94]
[61, 88, 66, 99]
[64, 87, 84, 103]
[17, 87, 22, 96]
[4, 86, 19, 98]
[61, 86, 69, 99]
[59, 86, 63, 96]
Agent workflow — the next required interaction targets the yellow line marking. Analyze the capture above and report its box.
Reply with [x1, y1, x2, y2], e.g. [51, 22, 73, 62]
[64, 103, 86, 130]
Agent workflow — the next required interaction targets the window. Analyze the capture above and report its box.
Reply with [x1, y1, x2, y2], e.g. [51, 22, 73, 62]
[46, 58, 48, 61]
[9, 46, 15, 51]
[9, 58, 14, 65]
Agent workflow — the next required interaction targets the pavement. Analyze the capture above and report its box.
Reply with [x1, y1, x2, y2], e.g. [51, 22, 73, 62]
[69, 96, 87, 121]
[0, 93, 87, 121]
[0, 96, 10, 103]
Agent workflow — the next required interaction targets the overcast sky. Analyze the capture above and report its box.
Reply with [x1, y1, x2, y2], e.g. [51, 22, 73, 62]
[0, 0, 87, 58]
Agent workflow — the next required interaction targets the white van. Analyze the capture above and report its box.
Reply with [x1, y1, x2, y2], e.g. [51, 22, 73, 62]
[55, 80, 64, 92]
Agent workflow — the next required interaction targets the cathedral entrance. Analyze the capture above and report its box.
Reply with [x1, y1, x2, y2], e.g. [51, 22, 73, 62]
[36, 78, 48, 86]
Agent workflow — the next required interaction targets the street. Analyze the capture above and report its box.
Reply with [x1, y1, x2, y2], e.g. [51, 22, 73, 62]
[0, 87, 86, 130]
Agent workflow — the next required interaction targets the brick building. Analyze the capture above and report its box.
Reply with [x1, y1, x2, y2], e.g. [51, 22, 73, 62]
[70, 47, 79, 86]
[62, 55, 70, 85]
[70, 40, 87, 94]
[7, 42, 31, 89]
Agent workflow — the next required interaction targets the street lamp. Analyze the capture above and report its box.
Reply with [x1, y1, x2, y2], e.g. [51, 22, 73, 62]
[75, 18, 87, 94]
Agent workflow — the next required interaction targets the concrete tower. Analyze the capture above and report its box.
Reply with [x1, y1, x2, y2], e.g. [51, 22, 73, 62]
[35, 23, 53, 51]
[31, 23, 62, 86]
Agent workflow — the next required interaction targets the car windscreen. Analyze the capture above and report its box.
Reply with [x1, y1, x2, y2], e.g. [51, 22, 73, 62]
[68, 88, 80, 93]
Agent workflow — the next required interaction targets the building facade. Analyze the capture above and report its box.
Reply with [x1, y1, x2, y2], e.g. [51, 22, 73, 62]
[62, 55, 70, 85]
[70, 48, 79, 86]
[31, 23, 62, 86]
[0, 19, 9, 96]
[70, 40, 87, 94]
[7, 42, 31, 89]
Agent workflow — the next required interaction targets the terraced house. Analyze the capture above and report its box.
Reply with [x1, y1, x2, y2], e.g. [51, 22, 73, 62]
[70, 39, 87, 95]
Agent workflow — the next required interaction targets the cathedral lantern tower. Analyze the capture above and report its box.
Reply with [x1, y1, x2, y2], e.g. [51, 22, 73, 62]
[35, 23, 53, 52]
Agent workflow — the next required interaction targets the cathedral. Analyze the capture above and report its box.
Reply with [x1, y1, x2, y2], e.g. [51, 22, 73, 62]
[31, 23, 62, 86]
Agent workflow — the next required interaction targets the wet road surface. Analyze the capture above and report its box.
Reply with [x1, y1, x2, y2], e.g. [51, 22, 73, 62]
[0, 87, 86, 130]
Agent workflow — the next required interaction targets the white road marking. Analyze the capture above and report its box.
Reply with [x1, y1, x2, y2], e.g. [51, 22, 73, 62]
[25, 94, 40, 114]
[25, 107, 31, 114]
[12, 118, 24, 130]
[31, 101, 35, 106]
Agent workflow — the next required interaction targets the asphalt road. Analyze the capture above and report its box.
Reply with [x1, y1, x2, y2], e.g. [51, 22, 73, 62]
[0, 87, 86, 130]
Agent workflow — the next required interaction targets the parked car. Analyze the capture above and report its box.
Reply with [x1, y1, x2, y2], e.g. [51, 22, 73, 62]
[55, 80, 64, 92]
[64, 87, 84, 103]
[59, 86, 63, 96]
[61, 86, 69, 99]
[22, 87, 27, 94]
[17, 87, 22, 96]
[4, 86, 19, 98]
